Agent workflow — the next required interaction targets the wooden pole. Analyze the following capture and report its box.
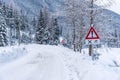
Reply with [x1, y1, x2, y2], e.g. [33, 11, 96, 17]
[89, 0, 94, 56]
[89, 44, 92, 56]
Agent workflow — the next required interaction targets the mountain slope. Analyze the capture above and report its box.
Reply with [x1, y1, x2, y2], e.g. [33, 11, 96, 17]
[4, 0, 64, 16]
[4, 0, 120, 16]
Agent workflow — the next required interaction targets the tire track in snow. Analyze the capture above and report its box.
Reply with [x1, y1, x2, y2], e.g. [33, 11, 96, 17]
[61, 51, 92, 80]
[62, 52, 79, 80]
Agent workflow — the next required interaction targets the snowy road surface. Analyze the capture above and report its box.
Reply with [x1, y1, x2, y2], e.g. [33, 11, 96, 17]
[0, 44, 120, 80]
[0, 45, 68, 80]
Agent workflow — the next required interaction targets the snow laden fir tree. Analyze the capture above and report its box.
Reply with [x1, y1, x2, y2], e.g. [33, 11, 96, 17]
[36, 9, 48, 44]
[0, 7, 7, 46]
[36, 8, 60, 45]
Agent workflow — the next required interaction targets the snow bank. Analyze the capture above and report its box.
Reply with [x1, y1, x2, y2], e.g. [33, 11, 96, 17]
[0, 45, 27, 63]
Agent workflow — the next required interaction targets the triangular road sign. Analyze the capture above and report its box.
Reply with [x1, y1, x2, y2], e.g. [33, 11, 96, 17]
[85, 27, 100, 40]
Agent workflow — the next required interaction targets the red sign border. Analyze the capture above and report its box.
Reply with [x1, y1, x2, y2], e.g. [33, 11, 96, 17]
[85, 27, 100, 40]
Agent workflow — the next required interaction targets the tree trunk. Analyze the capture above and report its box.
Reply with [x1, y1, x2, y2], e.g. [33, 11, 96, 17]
[79, 42, 82, 53]
[10, 27, 12, 46]
[72, 20, 76, 51]
[18, 22, 21, 46]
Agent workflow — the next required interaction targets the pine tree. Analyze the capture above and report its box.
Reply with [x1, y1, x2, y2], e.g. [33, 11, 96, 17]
[53, 18, 60, 45]
[36, 10, 45, 44]
[2, 2, 7, 17]
[42, 7, 51, 44]
[20, 11, 30, 44]
[0, 7, 7, 46]
[7, 5, 16, 45]
[42, 27, 50, 44]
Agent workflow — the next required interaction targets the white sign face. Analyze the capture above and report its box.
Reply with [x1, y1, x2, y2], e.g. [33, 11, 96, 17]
[85, 39, 100, 45]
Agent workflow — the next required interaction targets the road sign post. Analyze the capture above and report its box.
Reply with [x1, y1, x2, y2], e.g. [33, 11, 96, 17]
[89, 44, 92, 56]
[85, 26, 100, 56]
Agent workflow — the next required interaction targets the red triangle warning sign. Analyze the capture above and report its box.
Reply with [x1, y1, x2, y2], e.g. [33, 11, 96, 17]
[85, 27, 100, 40]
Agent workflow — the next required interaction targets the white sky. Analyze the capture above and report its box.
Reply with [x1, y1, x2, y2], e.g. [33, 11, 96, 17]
[95, 0, 120, 15]
[109, 0, 120, 15]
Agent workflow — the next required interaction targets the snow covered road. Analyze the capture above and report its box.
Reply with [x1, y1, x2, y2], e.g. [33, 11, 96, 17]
[0, 44, 120, 80]
[0, 45, 69, 80]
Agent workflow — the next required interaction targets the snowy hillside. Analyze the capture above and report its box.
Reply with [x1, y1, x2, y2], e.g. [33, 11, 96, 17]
[4, 0, 64, 16]
[4, 0, 120, 16]
[0, 44, 120, 80]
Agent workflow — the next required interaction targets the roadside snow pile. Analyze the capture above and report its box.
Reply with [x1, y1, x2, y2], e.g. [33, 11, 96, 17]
[82, 46, 120, 67]
[0, 46, 27, 63]
[97, 47, 120, 67]
[62, 48, 120, 80]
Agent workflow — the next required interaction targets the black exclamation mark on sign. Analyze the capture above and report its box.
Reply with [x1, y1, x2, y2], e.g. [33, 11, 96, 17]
[91, 31, 93, 38]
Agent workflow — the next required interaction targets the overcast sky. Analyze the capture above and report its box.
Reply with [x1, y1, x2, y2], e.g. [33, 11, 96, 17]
[106, 0, 120, 15]
[94, 0, 120, 14]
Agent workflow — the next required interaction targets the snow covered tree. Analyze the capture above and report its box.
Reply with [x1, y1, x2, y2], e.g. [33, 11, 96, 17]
[36, 9, 46, 44]
[19, 10, 31, 44]
[7, 5, 16, 45]
[36, 7, 52, 45]
[42, 7, 51, 44]
[14, 10, 21, 43]
[52, 18, 60, 45]
[30, 17, 37, 43]
[64, 0, 77, 51]
[0, 7, 7, 46]
[64, 0, 89, 51]
[2, 2, 7, 17]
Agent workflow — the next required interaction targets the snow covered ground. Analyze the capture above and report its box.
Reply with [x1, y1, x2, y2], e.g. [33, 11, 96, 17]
[0, 44, 120, 80]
